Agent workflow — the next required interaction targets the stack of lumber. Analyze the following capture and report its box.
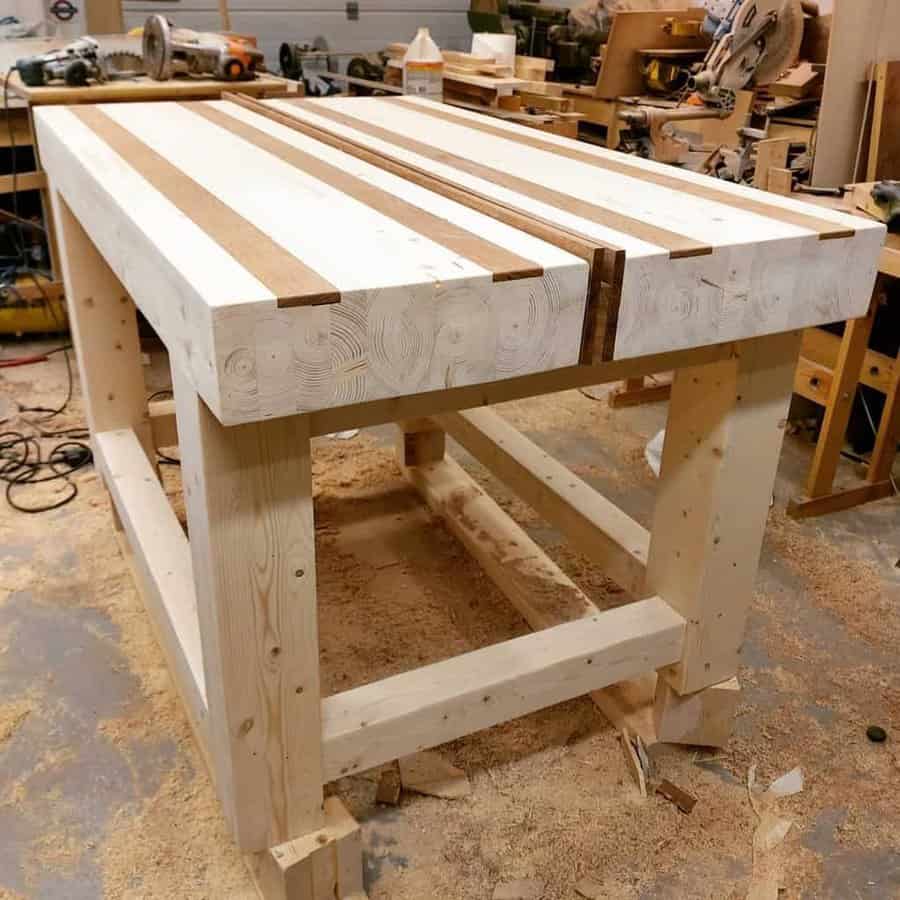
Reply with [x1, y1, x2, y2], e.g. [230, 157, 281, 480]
[510, 55, 577, 115]
[385, 42, 527, 106]
[384, 43, 582, 137]
[515, 55, 555, 82]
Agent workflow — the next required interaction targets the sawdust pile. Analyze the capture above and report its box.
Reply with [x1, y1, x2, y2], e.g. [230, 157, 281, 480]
[0, 699, 32, 747]
[766, 509, 898, 650]
[99, 765, 252, 899]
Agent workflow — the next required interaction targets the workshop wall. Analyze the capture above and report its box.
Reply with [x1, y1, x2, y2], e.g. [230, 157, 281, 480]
[122, 0, 473, 70]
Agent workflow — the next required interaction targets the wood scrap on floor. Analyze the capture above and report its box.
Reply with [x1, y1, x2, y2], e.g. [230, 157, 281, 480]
[655, 778, 697, 815]
[620, 728, 650, 798]
[747, 761, 795, 890]
[753, 811, 793, 853]
[766, 766, 804, 799]
[398, 751, 472, 799]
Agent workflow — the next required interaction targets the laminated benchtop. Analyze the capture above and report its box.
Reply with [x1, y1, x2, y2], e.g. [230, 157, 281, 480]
[34, 95, 883, 425]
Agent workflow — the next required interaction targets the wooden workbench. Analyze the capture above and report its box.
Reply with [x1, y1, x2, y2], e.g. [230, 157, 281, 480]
[35, 94, 882, 899]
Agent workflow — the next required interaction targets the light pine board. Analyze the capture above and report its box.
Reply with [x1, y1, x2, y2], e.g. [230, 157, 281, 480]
[35, 100, 588, 425]
[647, 332, 801, 694]
[321, 597, 685, 781]
[173, 364, 326, 852]
[270, 95, 885, 361]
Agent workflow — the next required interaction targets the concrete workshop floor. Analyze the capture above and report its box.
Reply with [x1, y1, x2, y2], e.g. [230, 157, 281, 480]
[1, 341, 899, 900]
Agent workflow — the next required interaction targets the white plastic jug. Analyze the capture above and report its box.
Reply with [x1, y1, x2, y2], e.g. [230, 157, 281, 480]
[403, 27, 443, 99]
[471, 33, 516, 69]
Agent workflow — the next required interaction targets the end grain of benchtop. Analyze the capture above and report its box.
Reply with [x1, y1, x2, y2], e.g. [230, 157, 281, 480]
[34, 95, 883, 426]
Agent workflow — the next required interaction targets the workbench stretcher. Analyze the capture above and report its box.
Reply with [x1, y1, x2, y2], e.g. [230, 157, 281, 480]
[35, 94, 882, 898]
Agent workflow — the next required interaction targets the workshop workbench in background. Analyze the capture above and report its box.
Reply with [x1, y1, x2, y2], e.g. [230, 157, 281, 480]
[788, 193, 900, 518]
[35, 94, 882, 899]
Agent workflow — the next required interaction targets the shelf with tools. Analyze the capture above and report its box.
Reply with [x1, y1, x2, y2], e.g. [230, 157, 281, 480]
[0, 59, 63, 334]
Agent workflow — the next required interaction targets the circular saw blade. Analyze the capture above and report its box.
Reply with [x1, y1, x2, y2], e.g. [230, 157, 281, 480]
[143, 14, 173, 80]
[101, 50, 144, 76]
[734, 0, 804, 86]
[755, 0, 804, 84]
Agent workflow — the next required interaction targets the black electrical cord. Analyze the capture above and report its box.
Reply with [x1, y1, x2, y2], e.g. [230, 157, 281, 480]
[0, 432, 91, 512]
[0, 344, 92, 513]
[15, 344, 74, 421]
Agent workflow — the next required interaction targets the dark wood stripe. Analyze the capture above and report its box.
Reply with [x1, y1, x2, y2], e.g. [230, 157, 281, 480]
[71, 106, 341, 308]
[182, 101, 544, 286]
[285, 99, 711, 259]
[392, 98, 855, 242]
[230, 94, 613, 265]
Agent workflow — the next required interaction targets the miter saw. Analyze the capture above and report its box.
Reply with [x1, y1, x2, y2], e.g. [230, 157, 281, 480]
[689, 0, 805, 110]
[620, 0, 805, 163]
[142, 14, 264, 81]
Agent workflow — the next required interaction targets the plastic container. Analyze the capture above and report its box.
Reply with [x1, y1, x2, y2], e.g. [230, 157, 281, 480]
[471, 33, 516, 69]
[403, 27, 443, 99]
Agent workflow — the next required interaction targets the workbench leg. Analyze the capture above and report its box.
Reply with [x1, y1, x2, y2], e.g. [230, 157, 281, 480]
[804, 284, 880, 499]
[866, 346, 900, 487]
[51, 189, 154, 530]
[172, 368, 364, 896]
[396, 418, 446, 466]
[646, 333, 800, 741]
[50, 191, 153, 460]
